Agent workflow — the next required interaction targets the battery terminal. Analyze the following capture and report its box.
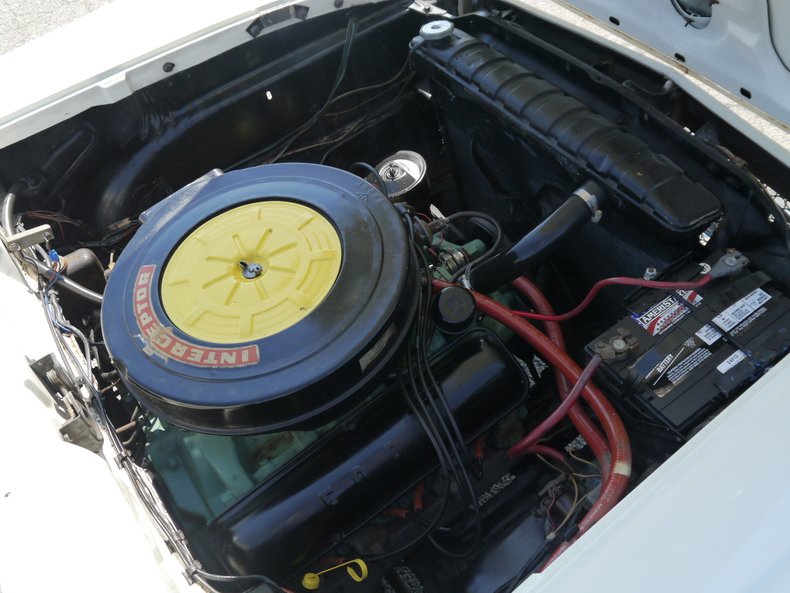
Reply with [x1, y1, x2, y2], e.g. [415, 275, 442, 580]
[709, 250, 749, 279]
[594, 327, 639, 361]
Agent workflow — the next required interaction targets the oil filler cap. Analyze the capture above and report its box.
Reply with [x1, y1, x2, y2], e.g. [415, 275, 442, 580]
[434, 286, 476, 334]
[101, 164, 418, 435]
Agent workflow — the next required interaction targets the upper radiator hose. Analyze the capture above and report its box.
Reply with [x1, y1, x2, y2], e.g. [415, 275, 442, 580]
[469, 180, 605, 291]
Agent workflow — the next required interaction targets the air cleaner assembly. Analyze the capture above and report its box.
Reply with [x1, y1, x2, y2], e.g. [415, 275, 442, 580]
[101, 164, 418, 435]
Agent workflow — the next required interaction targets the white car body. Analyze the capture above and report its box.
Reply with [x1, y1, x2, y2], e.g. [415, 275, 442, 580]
[1, 1, 789, 592]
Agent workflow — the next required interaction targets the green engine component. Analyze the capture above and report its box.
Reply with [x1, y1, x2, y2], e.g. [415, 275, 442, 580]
[429, 236, 519, 343]
[145, 419, 336, 522]
[430, 236, 487, 281]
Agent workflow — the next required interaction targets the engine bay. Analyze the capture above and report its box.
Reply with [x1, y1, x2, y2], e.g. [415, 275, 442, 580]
[3, 3, 790, 592]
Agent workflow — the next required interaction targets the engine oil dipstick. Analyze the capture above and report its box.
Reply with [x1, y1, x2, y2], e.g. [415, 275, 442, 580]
[302, 559, 369, 590]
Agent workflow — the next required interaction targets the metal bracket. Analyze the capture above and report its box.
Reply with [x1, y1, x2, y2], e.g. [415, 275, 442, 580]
[61, 415, 103, 453]
[28, 353, 81, 418]
[183, 561, 203, 586]
[0, 223, 53, 252]
[114, 448, 132, 468]
[409, 0, 448, 16]
[28, 353, 103, 453]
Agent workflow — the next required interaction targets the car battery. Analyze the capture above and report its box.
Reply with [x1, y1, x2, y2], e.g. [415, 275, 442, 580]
[586, 254, 790, 432]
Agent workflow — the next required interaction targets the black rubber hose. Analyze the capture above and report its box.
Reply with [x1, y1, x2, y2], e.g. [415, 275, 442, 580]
[469, 180, 606, 292]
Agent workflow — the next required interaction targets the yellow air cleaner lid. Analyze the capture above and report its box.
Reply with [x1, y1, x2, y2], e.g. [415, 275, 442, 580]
[161, 201, 342, 344]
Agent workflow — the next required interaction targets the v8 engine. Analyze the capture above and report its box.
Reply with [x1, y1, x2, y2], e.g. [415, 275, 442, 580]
[101, 161, 529, 581]
[5, 5, 790, 593]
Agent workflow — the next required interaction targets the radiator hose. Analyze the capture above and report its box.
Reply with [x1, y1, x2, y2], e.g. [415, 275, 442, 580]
[469, 180, 606, 292]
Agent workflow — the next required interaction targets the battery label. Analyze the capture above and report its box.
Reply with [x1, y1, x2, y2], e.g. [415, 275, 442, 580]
[695, 323, 722, 345]
[642, 337, 713, 397]
[665, 347, 712, 387]
[717, 350, 747, 374]
[712, 288, 771, 332]
[633, 290, 703, 336]
[696, 302, 769, 347]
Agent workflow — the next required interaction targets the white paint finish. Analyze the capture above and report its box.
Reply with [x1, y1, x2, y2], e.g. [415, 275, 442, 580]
[0, 0, 378, 150]
[518, 349, 790, 593]
[0, 248, 193, 593]
[506, 0, 790, 169]
[768, 0, 790, 71]
[553, 0, 790, 126]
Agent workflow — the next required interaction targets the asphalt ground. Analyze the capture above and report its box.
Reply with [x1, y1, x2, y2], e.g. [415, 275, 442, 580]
[0, 0, 113, 54]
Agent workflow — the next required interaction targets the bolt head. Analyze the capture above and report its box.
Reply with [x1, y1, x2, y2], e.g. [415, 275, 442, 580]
[241, 262, 264, 279]
[611, 338, 628, 353]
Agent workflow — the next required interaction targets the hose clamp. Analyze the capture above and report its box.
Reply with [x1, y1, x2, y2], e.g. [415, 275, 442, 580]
[574, 185, 603, 223]
[574, 186, 599, 212]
